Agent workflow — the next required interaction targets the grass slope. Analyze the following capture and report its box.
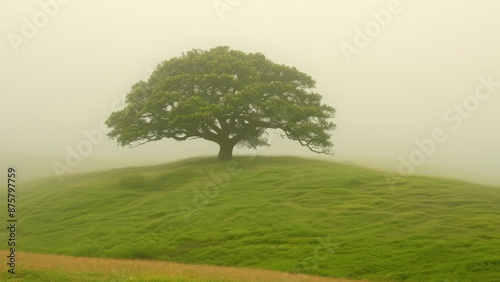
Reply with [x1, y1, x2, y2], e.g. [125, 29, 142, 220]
[2, 156, 500, 281]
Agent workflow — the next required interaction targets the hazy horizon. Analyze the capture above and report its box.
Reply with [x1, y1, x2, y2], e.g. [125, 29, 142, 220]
[2, 0, 499, 186]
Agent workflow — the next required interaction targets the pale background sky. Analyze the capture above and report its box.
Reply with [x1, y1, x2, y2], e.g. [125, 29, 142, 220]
[1, 0, 499, 185]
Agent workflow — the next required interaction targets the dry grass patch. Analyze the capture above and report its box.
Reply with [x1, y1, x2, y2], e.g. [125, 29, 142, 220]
[14, 251, 367, 282]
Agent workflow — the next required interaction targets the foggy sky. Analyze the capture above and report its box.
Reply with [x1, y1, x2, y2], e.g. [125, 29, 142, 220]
[1, 0, 499, 186]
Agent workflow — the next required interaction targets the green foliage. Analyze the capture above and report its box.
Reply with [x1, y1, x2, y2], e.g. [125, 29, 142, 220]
[2, 157, 500, 281]
[106, 46, 336, 159]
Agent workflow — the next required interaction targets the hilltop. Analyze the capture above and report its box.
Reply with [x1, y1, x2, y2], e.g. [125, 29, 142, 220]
[2, 156, 500, 281]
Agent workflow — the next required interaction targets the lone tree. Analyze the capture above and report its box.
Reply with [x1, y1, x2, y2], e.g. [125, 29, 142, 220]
[106, 46, 336, 160]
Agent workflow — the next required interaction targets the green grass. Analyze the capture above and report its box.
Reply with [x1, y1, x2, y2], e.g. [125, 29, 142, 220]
[2, 156, 500, 281]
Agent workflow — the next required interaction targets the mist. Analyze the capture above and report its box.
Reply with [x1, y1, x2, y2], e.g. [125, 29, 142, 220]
[1, 0, 499, 186]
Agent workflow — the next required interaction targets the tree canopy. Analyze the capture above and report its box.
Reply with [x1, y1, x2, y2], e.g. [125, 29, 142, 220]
[106, 46, 336, 160]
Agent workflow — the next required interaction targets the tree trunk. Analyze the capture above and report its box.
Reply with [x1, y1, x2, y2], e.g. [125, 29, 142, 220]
[217, 142, 234, 160]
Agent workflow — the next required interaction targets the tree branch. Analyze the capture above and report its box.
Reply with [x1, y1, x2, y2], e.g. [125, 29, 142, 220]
[282, 131, 334, 155]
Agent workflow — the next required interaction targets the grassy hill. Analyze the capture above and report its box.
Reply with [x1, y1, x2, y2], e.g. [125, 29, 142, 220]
[2, 156, 500, 281]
